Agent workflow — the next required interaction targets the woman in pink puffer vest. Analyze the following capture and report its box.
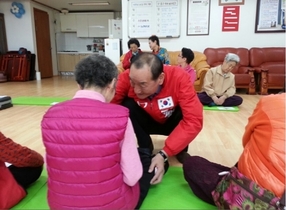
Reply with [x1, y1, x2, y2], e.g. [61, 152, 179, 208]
[41, 54, 142, 209]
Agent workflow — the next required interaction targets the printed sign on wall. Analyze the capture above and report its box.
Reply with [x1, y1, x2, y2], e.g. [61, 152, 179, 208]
[222, 6, 240, 31]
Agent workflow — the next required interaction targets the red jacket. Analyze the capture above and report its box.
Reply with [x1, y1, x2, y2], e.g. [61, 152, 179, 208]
[111, 65, 203, 156]
[0, 132, 44, 209]
[122, 49, 142, 70]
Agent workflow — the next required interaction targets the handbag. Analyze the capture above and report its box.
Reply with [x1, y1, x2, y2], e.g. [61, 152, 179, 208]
[211, 167, 285, 210]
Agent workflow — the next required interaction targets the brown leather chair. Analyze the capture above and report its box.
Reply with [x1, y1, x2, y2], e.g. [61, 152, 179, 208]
[249, 47, 285, 95]
[203, 48, 255, 94]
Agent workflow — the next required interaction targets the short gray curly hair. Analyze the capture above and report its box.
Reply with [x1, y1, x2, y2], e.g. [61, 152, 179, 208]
[75, 54, 118, 89]
[224, 53, 240, 63]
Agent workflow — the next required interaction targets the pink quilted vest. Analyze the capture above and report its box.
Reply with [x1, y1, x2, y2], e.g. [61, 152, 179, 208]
[42, 98, 139, 209]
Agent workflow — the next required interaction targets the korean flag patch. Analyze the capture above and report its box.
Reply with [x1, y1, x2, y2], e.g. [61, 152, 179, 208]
[157, 96, 174, 110]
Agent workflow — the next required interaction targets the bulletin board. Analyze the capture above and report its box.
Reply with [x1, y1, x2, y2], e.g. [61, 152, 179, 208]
[128, 0, 181, 38]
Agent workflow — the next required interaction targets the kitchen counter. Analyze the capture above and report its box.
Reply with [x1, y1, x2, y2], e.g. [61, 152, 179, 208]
[57, 51, 98, 54]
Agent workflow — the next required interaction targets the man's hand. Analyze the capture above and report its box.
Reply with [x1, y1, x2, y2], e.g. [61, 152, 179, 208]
[148, 153, 165, 185]
[217, 96, 226, 105]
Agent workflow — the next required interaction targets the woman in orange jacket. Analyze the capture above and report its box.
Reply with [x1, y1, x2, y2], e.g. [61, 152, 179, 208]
[183, 93, 285, 204]
[0, 132, 44, 209]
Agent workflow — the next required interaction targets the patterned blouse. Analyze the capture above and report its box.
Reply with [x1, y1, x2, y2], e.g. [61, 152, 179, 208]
[153, 47, 170, 64]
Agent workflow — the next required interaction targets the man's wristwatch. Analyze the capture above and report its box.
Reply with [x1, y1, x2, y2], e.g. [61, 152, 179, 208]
[158, 150, 168, 162]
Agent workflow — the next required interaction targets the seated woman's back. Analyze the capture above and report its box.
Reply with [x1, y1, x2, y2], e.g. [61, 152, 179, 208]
[41, 54, 142, 209]
[238, 93, 285, 197]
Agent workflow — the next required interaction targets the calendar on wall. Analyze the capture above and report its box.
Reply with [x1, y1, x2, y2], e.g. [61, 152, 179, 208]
[128, 0, 181, 38]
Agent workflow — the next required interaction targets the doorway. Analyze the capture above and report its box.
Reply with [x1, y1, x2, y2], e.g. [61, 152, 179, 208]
[33, 8, 53, 78]
[0, 13, 8, 55]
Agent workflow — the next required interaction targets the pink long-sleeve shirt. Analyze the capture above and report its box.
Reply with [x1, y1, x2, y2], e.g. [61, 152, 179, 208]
[178, 64, 196, 84]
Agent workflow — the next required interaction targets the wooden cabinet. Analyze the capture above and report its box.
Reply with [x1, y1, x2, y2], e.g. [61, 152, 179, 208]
[79, 54, 90, 60]
[60, 14, 77, 32]
[88, 13, 114, 37]
[76, 13, 114, 37]
[1, 53, 31, 81]
[58, 54, 79, 72]
[57, 53, 92, 72]
[76, 14, 88, 37]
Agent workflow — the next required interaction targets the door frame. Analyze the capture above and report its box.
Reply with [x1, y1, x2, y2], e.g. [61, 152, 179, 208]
[31, 3, 59, 78]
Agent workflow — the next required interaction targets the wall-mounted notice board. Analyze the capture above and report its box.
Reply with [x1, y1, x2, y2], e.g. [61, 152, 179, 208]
[128, 0, 180, 38]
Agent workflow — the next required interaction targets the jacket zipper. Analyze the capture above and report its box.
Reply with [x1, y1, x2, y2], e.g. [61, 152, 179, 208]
[227, 175, 279, 207]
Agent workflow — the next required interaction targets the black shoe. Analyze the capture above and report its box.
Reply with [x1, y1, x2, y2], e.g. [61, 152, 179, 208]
[176, 151, 191, 164]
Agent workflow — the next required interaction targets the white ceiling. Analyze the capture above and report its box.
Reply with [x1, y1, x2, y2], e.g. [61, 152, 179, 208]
[32, 0, 122, 12]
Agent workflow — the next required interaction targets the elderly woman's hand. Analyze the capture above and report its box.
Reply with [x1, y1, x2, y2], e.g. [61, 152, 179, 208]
[217, 96, 226, 105]
[212, 96, 220, 105]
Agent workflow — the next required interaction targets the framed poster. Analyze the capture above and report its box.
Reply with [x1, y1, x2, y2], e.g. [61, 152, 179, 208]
[255, 0, 286, 33]
[219, 0, 244, 6]
[222, 6, 240, 32]
[187, 0, 210, 36]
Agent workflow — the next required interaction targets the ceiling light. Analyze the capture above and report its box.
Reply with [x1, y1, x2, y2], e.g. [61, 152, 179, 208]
[69, 2, 110, 6]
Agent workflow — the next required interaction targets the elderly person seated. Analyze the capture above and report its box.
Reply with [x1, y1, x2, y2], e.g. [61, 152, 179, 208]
[183, 93, 285, 207]
[122, 38, 142, 70]
[0, 131, 44, 209]
[197, 53, 243, 107]
[148, 35, 170, 64]
[177, 47, 196, 84]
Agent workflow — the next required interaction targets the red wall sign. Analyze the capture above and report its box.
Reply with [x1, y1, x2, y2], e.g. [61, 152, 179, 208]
[222, 6, 240, 32]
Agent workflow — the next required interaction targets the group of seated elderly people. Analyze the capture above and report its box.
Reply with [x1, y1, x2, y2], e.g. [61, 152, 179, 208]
[3, 37, 284, 210]
[123, 36, 243, 107]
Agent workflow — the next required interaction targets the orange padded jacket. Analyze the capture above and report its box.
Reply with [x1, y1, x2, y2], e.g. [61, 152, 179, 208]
[238, 93, 285, 197]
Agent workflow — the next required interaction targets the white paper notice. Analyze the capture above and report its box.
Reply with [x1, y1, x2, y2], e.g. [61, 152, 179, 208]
[112, 42, 118, 50]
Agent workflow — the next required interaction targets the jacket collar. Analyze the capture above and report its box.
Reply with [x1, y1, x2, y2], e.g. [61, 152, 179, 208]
[217, 65, 230, 78]
[73, 90, 106, 102]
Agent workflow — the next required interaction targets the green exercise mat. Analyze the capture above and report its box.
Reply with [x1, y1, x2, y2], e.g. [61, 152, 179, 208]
[12, 167, 215, 209]
[12, 97, 70, 106]
[203, 105, 239, 112]
[141, 167, 216, 209]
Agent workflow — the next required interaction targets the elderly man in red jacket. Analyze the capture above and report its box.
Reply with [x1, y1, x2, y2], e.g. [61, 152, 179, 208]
[111, 52, 203, 184]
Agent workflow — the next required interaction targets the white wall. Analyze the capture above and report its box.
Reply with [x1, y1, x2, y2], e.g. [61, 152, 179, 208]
[121, 0, 286, 53]
[0, 0, 34, 51]
[1, 0, 284, 76]
[0, 0, 58, 76]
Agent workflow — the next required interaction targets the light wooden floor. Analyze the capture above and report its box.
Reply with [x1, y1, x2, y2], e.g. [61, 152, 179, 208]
[0, 76, 262, 167]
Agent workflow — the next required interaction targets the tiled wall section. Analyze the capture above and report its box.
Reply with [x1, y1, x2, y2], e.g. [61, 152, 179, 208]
[56, 33, 104, 52]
